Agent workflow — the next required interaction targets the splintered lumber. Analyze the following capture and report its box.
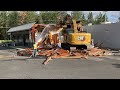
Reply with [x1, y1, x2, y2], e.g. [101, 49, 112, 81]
[17, 47, 109, 65]
[88, 48, 106, 56]
[43, 56, 52, 65]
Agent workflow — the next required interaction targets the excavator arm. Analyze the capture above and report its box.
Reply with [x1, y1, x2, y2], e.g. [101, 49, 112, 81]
[72, 19, 78, 33]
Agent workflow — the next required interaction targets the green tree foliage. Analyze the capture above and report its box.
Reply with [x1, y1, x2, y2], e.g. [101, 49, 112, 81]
[118, 12, 120, 22]
[71, 11, 87, 25]
[0, 11, 7, 27]
[118, 17, 120, 22]
[81, 14, 87, 25]
[57, 11, 67, 21]
[95, 12, 103, 24]
[25, 11, 38, 23]
[58, 11, 67, 19]
[102, 13, 108, 22]
[37, 12, 43, 23]
[0, 11, 8, 39]
[7, 11, 19, 27]
[40, 11, 67, 24]
[40, 11, 55, 24]
[94, 12, 108, 24]
[18, 11, 28, 25]
[18, 11, 38, 25]
[71, 11, 83, 20]
[87, 12, 94, 24]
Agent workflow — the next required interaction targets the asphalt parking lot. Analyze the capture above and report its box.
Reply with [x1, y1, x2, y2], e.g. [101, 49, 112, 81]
[0, 46, 120, 79]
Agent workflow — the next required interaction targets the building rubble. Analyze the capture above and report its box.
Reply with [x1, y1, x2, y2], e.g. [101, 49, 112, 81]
[17, 47, 109, 65]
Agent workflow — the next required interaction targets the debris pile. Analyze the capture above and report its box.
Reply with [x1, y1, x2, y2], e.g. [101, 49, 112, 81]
[39, 49, 70, 65]
[40, 48, 107, 65]
[39, 48, 70, 58]
[17, 47, 108, 65]
[87, 48, 106, 57]
[17, 48, 33, 56]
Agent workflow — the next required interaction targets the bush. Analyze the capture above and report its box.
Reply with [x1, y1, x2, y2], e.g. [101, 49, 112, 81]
[0, 40, 13, 44]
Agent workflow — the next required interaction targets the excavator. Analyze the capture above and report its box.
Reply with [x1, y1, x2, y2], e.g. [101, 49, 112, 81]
[31, 15, 94, 52]
[60, 19, 94, 51]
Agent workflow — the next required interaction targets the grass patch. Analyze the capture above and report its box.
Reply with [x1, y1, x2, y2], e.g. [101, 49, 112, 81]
[0, 40, 13, 44]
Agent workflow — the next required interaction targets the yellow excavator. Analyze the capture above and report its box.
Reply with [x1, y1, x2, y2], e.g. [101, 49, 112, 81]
[60, 19, 94, 51]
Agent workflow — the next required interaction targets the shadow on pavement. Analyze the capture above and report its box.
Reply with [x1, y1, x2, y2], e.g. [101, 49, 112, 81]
[112, 64, 120, 68]
[0, 45, 31, 50]
[1, 57, 46, 61]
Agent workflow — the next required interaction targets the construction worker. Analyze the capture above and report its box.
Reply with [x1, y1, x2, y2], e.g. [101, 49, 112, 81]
[30, 43, 38, 58]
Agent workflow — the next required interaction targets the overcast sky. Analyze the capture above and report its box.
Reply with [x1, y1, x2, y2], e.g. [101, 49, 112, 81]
[67, 11, 120, 23]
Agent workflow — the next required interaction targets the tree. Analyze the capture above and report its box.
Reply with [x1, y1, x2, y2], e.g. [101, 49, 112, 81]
[25, 11, 38, 23]
[118, 12, 120, 22]
[18, 11, 38, 25]
[71, 11, 83, 20]
[71, 11, 88, 25]
[81, 14, 87, 25]
[87, 12, 94, 24]
[37, 12, 43, 23]
[94, 12, 109, 24]
[118, 17, 120, 22]
[0, 11, 7, 27]
[18, 11, 28, 25]
[57, 11, 67, 21]
[94, 12, 103, 24]
[40, 11, 67, 24]
[102, 13, 108, 22]
[7, 11, 19, 27]
[0, 11, 8, 39]
[103, 11, 108, 22]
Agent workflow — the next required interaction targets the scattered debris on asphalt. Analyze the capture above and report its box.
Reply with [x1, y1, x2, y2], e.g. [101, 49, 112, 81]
[17, 48, 33, 56]
[87, 47, 106, 57]
[17, 47, 110, 65]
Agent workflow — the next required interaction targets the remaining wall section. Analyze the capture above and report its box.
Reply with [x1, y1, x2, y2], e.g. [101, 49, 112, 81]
[83, 22, 120, 50]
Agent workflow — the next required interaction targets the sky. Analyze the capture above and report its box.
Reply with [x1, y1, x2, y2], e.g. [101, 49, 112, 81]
[67, 11, 120, 23]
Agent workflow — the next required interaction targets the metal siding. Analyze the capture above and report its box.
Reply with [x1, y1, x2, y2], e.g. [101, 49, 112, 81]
[83, 22, 120, 50]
